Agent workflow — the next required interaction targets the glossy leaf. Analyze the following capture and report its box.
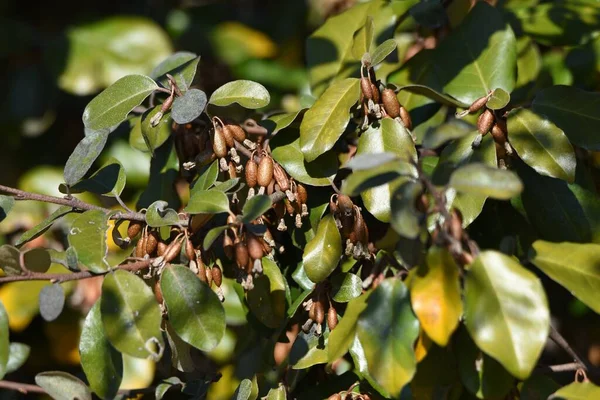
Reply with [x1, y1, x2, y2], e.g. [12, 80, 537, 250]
[422, 119, 472, 149]
[203, 225, 229, 250]
[151, 52, 200, 90]
[0, 196, 14, 223]
[80, 302, 123, 400]
[390, 180, 424, 239]
[242, 195, 272, 223]
[35, 372, 92, 400]
[141, 106, 172, 154]
[303, 215, 342, 283]
[171, 88, 207, 124]
[22, 248, 51, 273]
[395, 84, 470, 108]
[185, 190, 230, 214]
[550, 381, 600, 400]
[67, 210, 109, 273]
[5, 343, 30, 375]
[208, 80, 269, 109]
[300, 78, 360, 162]
[464, 251, 549, 379]
[370, 39, 397, 66]
[155, 377, 183, 400]
[161, 265, 226, 351]
[356, 279, 419, 397]
[507, 108, 575, 183]
[260, 110, 305, 135]
[146, 200, 180, 227]
[101, 270, 164, 359]
[39, 283, 65, 322]
[0, 301, 8, 379]
[69, 158, 126, 197]
[191, 160, 220, 193]
[16, 206, 73, 247]
[532, 85, 600, 150]
[63, 130, 109, 186]
[327, 292, 370, 362]
[410, 247, 462, 346]
[290, 327, 330, 370]
[486, 88, 510, 110]
[82, 74, 158, 131]
[330, 273, 362, 303]
[449, 163, 523, 200]
[529, 241, 600, 314]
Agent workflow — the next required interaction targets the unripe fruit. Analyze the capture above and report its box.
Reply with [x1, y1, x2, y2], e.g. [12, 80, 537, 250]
[477, 109, 494, 135]
[127, 221, 143, 239]
[213, 128, 228, 158]
[469, 95, 489, 114]
[221, 124, 235, 148]
[211, 266, 223, 287]
[381, 88, 401, 118]
[257, 155, 274, 187]
[361, 77, 373, 100]
[247, 234, 265, 260]
[245, 159, 258, 188]
[327, 306, 338, 331]
[146, 231, 159, 255]
[235, 240, 250, 270]
[400, 106, 412, 130]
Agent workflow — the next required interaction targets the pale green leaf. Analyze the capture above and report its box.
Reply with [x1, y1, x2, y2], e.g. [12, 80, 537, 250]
[0, 301, 9, 379]
[486, 88, 510, 110]
[141, 106, 172, 154]
[330, 273, 362, 303]
[209, 80, 270, 109]
[449, 163, 523, 200]
[185, 190, 230, 214]
[63, 130, 109, 186]
[35, 371, 92, 400]
[39, 283, 65, 322]
[550, 381, 600, 400]
[67, 210, 109, 273]
[146, 200, 180, 227]
[171, 88, 207, 124]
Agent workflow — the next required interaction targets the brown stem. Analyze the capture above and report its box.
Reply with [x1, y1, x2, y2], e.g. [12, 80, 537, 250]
[0, 380, 156, 396]
[0, 259, 152, 284]
[549, 324, 590, 370]
[535, 362, 584, 374]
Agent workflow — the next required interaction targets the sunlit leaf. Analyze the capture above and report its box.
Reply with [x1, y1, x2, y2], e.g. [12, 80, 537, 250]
[146, 200, 180, 227]
[242, 195, 272, 223]
[330, 273, 362, 303]
[449, 163, 523, 200]
[486, 88, 510, 110]
[303, 215, 342, 283]
[141, 106, 172, 154]
[209, 80, 269, 109]
[64, 130, 109, 186]
[35, 371, 92, 400]
[5, 343, 30, 375]
[67, 210, 109, 273]
[549, 381, 600, 400]
[69, 158, 127, 197]
[151, 52, 200, 90]
[370, 39, 397, 66]
[185, 190, 230, 215]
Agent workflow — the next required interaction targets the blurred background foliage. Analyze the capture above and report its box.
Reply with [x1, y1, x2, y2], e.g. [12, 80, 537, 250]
[1, 0, 600, 398]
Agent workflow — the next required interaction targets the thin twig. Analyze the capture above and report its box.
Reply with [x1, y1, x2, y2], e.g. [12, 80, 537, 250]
[535, 362, 583, 374]
[0, 380, 156, 396]
[549, 324, 590, 370]
[0, 259, 152, 284]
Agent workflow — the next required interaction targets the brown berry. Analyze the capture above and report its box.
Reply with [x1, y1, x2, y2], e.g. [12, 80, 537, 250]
[328, 394, 342, 400]
[157, 241, 168, 257]
[135, 232, 147, 258]
[400, 106, 412, 130]
[211, 266, 223, 287]
[227, 124, 246, 143]
[371, 83, 380, 104]
[228, 161, 237, 179]
[415, 193, 430, 213]
[247, 234, 265, 260]
[296, 184, 308, 204]
[469, 95, 489, 114]
[221, 124, 235, 148]
[381, 88, 401, 118]
[352, 207, 369, 245]
[127, 221, 143, 239]
[309, 301, 317, 321]
[154, 279, 163, 304]
[314, 300, 325, 325]
[284, 198, 295, 215]
[477, 109, 494, 135]
[146, 231, 159, 255]
[245, 159, 258, 188]
[185, 236, 195, 261]
[336, 195, 354, 217]
[491, 121, 507, 145]
[273, 162, 290, 192]
[327, 306, 338, 331]
[213, 127, 228, 158]
[361, 77, 373, 100]
[163, 239, 183, 263]
[257, 155, 274, 187]
[206, 265, 213, 286]
[235, 240, 250, 270]
[197, 258, 208, 283]
[449, 209, 463, 241]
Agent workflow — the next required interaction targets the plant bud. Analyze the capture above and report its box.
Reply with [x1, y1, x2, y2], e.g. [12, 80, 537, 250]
[371, 83, 380, 104]
[273, 163, 290, 192]
[477, 109, 494, 135]
[337, 195, 354, 217]
[197, 258, 207, 282]
[146, 231, 159, 255]
[211, 266, 223, 287]
[235, 240, 250, 270]
[157, 241, 168, 257]
[213, 128, 228, 158]
[296, 184, 308, 204]
[247, 234, 265, 260]
[221, 125, 235, 148]
[361, 77, 373, 100]
[135, 232, 147, 258]
[308, 301, 317, 321]
[185, 236, 195, 261]
[314, 300, 325, 325]
[490, 123, 507, 145]
[223, 233, 234, 259]
[399, 106, 412, 130]
[227, 124, 246, 143]
[127, 221, 143, 239]
[327, 306, 338, 331]
[469, 95, 489, 114]
[163, 239, 183, 264]
[245, 159, 258, 188]
[257, 155, 274, 187]
[154, 279, 163, 304]
[381, 88, 401, 118]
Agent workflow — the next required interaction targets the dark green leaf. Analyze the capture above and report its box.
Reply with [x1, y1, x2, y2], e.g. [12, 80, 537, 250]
[212, 178, 240, 193]
[191, 161, 220, 193]
[165, 323, 194, 373]
[394, 85, 470, 108]
[22, 248, 51, 273]
[342, 161, 410, 198]
[260, 110, 306, 135]
[155, 377, 183, 400]
[300, 78, 360, 163]
[519, 374, 560, 400]
[507, 108, 575, 182]
[330, 273, 362, 303]
[35, 371, 92, 400]
[290, 326, 330, 370]
[449, 163, 523, 200]
[151, 52, 200, 90]
[0, 301, 9, 379]
[101, 270, 164, 359]
[246, 258, 287, 328]
[185, 190, 230, 214]
[171, 89, 207, 124]
[63, 130, 109, 186]
[532, 85, 600, 150]
[356, 279, 419, 397]
[146, 200, 180, 227]
[209, 80, 270, 109]
[390, 180, 424, 239]
[0, 245, 22, 276]
[410, 0, 447, 29]
[370, 39, 397, 66]
[464, 251, 549, 379]
[529, 241, 600, 314]
[161, 265, 226, 351]
[82, 74, 158, 131]
[69, 158, 126, 197]
[549, 381, 600, 399]
[67, 210, 109, 273]
[141, 106, 172, 154]
[203, 225, 229, 250]
[486, 88, 510, 110]
[5, 343, 30, 375]
[80, 302, 122, 400]
[242, 195, 272, 223]
[39, 284, 65, 322]
[0, 196, 14, 223]
[327, 292, 369, 363]
[303, 215, 342, 283]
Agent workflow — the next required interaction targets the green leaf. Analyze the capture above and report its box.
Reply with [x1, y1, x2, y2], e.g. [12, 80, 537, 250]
[352, 16, 374, 59]
[433, 2, 516, 104]
[422, 119, 472, 149]
[327, 292, 369, 362]
[151, 52, 200, 91]
[370, 39, 397, 66]
[300, 78, 360, 163]
[550, 381, 600, 400]
[203, 225, 229, 250]
[212, 178, 240, 193]
[410, 0, 447, 29]
[22, 248, 51, 273]
[342, 160, 411, 199]
[67, 210, 109, 273]
[0, 195, 14, 223]
[464, 251, 549, 379]
[356, 279, 419, 397]
[209, 80, 270, 109]
[161, 265, 226, 351]
[146, 200, 180, 227]
[63, 130, 109, 186]
[69, 158, 126, 197]
[0, 301, 9, 379]
[171, 88, 207, 124]
[80, 302, 123, 400]
[39, 283, 65, 322]
[155, 377, 183, 400]
[410, 247, 462, 347]
[330, 273, 362, 303]
[532, 85, 600, 150]
[5, 343, 30, 375]
[0, 245, 22, 276]
[246, 257, 287, 328]
[232, 378, 258, 400]
[16, 206, 73, 247]
[242, 195, 272, 223]
[519, 374, 560, 400]
[192, 160, 220, 193]
[185, 190, 230, 214]
[266, 385, 287, 400]
[449, 163, 523, 200]
[507, 108, 575, 183]
[290, 327, 330, 370]
[395, 84, 470, 108]
[529, 241, 600, 314]
[83, 74, 159, 131]
[486, 88, 510, 110]
[390, 180, 424, 239]
[35, 371, 92, 400]
[303, 215, 342, 283]
[356, 118, 417, 222]
[101, 270, 164, 359]
[141, 106, 172, 154]
[260, 110, 306, 135]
